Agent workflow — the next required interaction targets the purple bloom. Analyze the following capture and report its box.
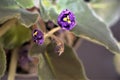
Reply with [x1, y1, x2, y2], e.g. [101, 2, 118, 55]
[57, 9, 76, 30]
[32, 29, 44, 45]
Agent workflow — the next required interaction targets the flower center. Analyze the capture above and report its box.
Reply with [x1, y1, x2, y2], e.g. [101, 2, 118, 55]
[63, 15, 71, 23]
[33, 31, 38, 36]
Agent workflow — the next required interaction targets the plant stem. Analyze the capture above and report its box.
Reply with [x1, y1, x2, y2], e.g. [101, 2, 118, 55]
[44, 27, 61, 39]
[8, 49, 18, 80]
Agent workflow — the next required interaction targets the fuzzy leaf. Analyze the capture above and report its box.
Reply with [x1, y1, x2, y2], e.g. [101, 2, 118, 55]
[40, 0, 120, 54]
[0, 18, 17, 37]
[45, 43, 88, 80]
[0, 45, 6, 78]
[38, 54, 54, 80]
[1, 23, 32, 49]
[0, 0, 18, 9]
[39, 0, 58, 23]
[0, 0, 38, 28]
[15, 0, 34, 8]
[0, 8, 38, 28]
[90, 0, 120, 26]
[30, 44, 46, 55]
[29, 38, 50, 56]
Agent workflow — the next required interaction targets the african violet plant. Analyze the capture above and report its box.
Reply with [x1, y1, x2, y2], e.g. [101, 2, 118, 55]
[0, 0, 120, 80]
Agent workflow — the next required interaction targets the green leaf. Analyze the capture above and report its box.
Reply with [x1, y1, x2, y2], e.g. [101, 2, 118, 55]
[0, 45, 6, 78]
[30, 44, 46, 56]
[18, 9, 38, 27]
[0, 0, 38, 28]
[0, 0, 18, 9]
[1, 23, 32, 49]
[29, 38, 51, 56]
[40, 0, 120, 54]
[15, 0, 34, 8]
[38, 54, 54, 80]
[0, 18, 17, 37]
[0, 8, 38, 28]
[44, 43, 88, 80]
[39, 0, 58, 23]
[90, 0, 120, 26]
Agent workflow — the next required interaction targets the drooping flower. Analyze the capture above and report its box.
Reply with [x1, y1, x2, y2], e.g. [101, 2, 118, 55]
[57, 9, 76, 30]
[32, 29, 44, 45]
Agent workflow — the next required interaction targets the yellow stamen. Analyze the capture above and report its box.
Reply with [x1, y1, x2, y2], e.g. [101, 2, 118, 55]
[63, 16, 71, 23]
[68, 20, 71, 23]
[63, 17, 67, 21]
[33, 31, 38, 36]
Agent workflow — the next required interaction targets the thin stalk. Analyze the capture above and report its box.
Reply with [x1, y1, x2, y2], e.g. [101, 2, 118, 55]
[44, 27, 61, 39]
[8, 48, 18, 80]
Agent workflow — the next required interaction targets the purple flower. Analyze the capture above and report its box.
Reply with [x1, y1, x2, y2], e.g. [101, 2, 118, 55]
[32, 29, 44, 45]
[57, 9, 76, 30]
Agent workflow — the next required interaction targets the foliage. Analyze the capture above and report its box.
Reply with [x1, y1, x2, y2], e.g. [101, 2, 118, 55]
[0, 45, 6, 78]
[0, 0, 120, 80]
[90, 0, 120, 26]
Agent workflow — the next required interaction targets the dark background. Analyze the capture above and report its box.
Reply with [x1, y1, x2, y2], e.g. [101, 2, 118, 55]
[77, 19, 120, 80]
